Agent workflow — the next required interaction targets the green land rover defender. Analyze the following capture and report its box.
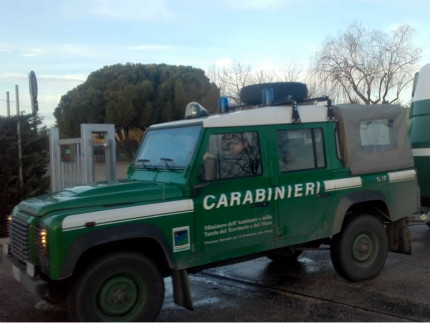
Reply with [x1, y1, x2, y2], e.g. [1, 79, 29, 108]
[2, 82, 419, 321]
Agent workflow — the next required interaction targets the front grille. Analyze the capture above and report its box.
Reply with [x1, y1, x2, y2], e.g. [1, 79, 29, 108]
[10, 217, 30, 262]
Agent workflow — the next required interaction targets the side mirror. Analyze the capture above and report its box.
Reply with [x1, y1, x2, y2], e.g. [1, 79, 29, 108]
[203, 157, 217, 181]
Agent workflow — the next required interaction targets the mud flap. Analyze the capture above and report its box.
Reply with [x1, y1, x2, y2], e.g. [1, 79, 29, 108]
[386, 218, 411, 255]
[172, 269, 194, 310]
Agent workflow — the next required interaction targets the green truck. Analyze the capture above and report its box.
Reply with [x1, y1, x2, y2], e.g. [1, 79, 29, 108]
[410, 63, 430, 211]
[2, 82, 421, 321]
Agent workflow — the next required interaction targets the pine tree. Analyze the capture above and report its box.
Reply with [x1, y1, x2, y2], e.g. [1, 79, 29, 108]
[0, 114, 49, 237]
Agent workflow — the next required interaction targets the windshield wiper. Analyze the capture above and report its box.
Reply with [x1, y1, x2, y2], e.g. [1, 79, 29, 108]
[160, 158, 174, 170]
[136, 159, 155, 169]
[135, 157, 181, 171]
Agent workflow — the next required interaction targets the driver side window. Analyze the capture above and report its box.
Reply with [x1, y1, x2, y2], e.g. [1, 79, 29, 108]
[202, 131, 262, 180]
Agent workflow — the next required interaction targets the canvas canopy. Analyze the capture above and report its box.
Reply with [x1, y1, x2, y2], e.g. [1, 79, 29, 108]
[333, 104, 414, 175]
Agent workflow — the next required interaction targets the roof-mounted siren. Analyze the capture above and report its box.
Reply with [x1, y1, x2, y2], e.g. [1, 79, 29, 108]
[261, 88, 274, 106]
[184, 102, 209, 119]
[218, 96, 229, 114]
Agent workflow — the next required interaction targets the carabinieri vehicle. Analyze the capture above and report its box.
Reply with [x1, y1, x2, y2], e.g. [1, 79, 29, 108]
[2, 82, 420, 321]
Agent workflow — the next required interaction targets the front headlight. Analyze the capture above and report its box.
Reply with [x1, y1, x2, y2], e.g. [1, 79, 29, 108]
[40, 229, 48, 250]
[6, 215, 12, 237]
[35, 226, 48, 258]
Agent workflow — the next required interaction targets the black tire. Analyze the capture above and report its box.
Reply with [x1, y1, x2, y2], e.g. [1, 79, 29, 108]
[67, 251, 165, 322]
[240, 82, 308, 105]
[330, 215, 388, 282]
[267, 248, 303, 263]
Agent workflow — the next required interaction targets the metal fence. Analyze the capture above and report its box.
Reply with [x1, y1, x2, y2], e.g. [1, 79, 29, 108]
[49, 124, 117, 192]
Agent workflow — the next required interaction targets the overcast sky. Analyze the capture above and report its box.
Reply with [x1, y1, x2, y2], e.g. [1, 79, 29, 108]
[1, 0, 430, 126]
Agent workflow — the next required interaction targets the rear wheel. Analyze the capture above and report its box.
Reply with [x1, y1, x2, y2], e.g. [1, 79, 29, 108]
[67, 251, 165, 322]
[330, 215, 388, 282]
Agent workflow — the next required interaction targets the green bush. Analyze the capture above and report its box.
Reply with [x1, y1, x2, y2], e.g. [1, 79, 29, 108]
[0, 114, 49, 237]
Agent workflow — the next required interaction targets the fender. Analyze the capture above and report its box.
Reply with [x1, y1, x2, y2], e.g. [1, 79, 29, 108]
[331, 190, 387, 235]
[59, 223, 175, 278]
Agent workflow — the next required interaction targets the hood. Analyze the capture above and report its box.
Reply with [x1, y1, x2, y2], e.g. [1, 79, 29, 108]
[16, 180, 185, 216]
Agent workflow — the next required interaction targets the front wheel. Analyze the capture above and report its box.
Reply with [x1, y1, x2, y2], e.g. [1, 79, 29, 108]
[330, 215, 388, 282]
[67, 251, 165, 322]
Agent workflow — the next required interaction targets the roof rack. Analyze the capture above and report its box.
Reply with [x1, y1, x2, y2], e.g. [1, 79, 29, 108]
[218, 95, 336, 123]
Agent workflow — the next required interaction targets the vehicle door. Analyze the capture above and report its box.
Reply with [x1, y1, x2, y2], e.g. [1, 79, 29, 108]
[273, 125, 335, 242]
[192, 128, 276, 261]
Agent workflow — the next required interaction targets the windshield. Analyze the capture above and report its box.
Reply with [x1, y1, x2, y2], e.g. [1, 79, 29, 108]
[135, 125, 202, 169]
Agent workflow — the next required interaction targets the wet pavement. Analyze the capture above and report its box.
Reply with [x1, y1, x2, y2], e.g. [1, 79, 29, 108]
[1, 223, 429, 321]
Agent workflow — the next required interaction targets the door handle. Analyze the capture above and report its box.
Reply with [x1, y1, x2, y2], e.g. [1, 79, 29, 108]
[316, 193, 330, 198]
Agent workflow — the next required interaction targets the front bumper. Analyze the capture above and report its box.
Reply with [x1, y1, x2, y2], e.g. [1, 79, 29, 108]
[2, 242, 48, 298]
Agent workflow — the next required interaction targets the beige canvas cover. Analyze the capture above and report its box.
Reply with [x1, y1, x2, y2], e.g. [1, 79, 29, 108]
[333, 104, 414, 175]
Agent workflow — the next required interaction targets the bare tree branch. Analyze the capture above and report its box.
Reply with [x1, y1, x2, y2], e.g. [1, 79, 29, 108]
[207, 61, 307, 105]
[312, 22, 421, 105]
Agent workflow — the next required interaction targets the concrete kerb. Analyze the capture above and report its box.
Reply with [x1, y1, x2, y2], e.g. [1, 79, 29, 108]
[0, 238, 9, 247]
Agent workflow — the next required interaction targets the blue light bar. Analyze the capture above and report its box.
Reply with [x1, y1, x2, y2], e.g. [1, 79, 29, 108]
[262, 88, 274, 106]
[218, 97, 229, 113]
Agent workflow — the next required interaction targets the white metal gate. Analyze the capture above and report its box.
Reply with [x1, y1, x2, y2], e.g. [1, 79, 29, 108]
[49, 124, 117, 192]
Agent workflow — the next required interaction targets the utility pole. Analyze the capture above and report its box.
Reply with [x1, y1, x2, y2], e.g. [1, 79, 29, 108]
[6, 91, 10, 116]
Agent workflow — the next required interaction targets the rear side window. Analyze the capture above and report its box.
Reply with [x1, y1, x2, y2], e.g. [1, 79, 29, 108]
[203, 131, 262, 180]
[277, 128, 325, 172]
[359, 119, 396, 152]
